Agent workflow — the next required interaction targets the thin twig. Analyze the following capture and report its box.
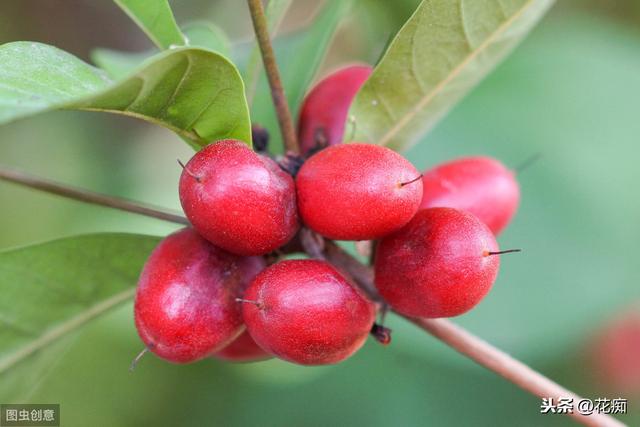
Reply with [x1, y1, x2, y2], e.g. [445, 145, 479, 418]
[324, 243, 624, 427]
[0, 166, 189, 225]
[246, 0, 299, 154]
[410, 318, 623, 427]
[0, 168, 623, 426]
[324, 240, 379, 301]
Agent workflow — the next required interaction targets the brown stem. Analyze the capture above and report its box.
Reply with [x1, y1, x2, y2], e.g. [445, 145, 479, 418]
[324, 245, 624, 427]
[246, 0, 299, 154]
[0, 167, 621, 426]
[0, 166, 189, 225]
[410, 318, 623, 427]
[323, 240, 379, 302]
[299, 227, 326, 260]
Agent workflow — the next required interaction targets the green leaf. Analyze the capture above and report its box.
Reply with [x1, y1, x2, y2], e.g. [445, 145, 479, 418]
[113, 0, 185, 49]
[349, 0, 555, 151]
[0, 233, 159, 397]
[0, 42, 252, 148]
[182, 21, 231, 56]
[251, 0, 353, 153]
[92, 22, 232, 80]
[245, 0, 294, 105]
[91, 50, 153, 81]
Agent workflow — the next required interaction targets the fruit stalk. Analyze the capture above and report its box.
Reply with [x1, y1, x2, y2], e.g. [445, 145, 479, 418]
[246, 0, 299, 154]
[0, 166, 622, 426]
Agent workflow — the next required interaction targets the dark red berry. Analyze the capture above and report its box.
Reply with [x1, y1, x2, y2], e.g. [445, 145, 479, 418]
[242, 259, 375, 365]
[213, 330, 271, 363]
[179, 139, 299, 256]
[134, 228, 266, 363]
[298, 65, 372, 156]
[375, 208, 500, 318]
[419, 156, 520, 235]
[296, 143, 423, 240]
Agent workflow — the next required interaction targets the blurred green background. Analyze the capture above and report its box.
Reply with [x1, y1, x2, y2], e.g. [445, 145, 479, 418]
[1, 0, 639, 426]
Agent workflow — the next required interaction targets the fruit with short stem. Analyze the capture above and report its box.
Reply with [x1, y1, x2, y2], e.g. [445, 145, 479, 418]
[241, 259, 375, 365]
[375, 207, 501, 318]
[296, 143, 423, 241]
[134, 228, 266, 363]
[179, 139, 299, 256]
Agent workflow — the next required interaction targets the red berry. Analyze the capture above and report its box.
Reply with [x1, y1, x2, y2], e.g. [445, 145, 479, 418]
[419, 156, 520, 235]
[179, 139, 299, 256]
[298, 65, 372, 156]
[242, 260, 375, 365]
[296, 143, 423, 240]
[134, 228, 265, 363]
[375, 208, 500, 318]
[213, 330, 271, 363]
[590, 308, 640, 395]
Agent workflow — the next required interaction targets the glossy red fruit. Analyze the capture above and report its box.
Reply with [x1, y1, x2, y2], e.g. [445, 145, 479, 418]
[134, 228, 266, 363]
[179, 139, 299, 256]
[375, 208, 500, 318]
[213, 330, 271, 363]
[420, 156, 520, 235]
[296, 143, 423, 240]
[242, 260, 375, 365]
[298, 65, 372, 156]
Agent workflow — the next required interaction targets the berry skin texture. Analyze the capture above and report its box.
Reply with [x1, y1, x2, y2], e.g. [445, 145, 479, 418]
[419, 156, 520, 235]
[298, 65, 372, 156]
[242, 259, 375, 365]
[296, 143, 423, 241]
[134, 228, 266, 363]
[375, 208, 500, 318]
[213, 330, 271, 363]
[179, 139, 299, 256]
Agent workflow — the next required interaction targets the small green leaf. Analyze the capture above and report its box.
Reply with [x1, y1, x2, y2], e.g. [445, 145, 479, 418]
[0, 42, 252, 148]
[113, 0, 185, 49]
[251, 0, 353, 152]
[0, 233, 159, 397]
[92, 22, 232, 80]
[349, 0, 554, 151]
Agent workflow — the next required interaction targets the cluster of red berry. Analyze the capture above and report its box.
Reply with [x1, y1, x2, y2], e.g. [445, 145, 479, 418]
[133, 66, 520, 367]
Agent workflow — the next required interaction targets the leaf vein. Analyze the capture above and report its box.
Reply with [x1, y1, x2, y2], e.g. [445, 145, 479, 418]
[377, 0, 541, 146]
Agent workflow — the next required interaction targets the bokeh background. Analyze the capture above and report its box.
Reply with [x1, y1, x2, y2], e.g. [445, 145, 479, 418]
[1, 0, 639, 425]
